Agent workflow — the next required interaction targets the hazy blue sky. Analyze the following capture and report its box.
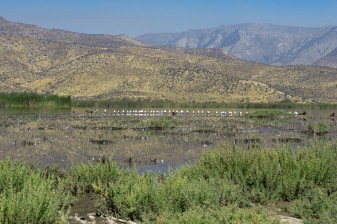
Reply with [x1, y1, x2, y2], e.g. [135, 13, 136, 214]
[1, 0, 337, 37]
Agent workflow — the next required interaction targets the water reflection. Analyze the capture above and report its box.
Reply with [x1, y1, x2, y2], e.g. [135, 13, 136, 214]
[0, 107, 336, 172]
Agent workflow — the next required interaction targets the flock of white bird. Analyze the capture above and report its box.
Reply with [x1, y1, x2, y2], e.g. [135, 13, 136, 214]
[84, 109, 317, 118]
[90, 109, 250, 117]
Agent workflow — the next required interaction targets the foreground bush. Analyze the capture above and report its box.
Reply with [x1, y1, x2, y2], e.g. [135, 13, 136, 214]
[61, 140, 337, 223]
[1, 140, 337, 223]
[193, 141, 337, 202]
[0, 159, 69, 224]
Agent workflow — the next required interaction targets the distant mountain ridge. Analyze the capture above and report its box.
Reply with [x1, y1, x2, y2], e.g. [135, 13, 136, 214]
[313, 47, 337, 68]
[137, 23, 337, 67]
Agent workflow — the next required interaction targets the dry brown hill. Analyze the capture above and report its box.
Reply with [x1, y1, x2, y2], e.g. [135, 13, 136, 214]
[0, 16, 146, 48]
[22, 44, 287, 103]
[1, 18, 337, 103]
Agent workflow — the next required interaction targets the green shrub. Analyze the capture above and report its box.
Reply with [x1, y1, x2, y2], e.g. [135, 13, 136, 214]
[100, 141, 337, 222]
[65, 159, 122, 194]
[0, 159, 69, 223]
[286, 187, 337, 223]
[2, 140, 337, 223]
[105, 168, 249, 222]
[194, 142, 337, 203]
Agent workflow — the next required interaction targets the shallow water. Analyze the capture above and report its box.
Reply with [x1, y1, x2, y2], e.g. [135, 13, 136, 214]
[0, 107, 336, 172]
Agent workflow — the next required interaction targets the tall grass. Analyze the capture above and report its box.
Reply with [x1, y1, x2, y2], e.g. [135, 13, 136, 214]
[0, 92, 71, 108]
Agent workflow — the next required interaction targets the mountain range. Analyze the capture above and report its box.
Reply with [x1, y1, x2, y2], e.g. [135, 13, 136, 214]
[137, 23, 337, 67]
[0, 17, 337, 103]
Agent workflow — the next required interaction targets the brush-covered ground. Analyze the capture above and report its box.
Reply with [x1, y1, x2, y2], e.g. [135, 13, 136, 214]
[1, 33, 337, 103]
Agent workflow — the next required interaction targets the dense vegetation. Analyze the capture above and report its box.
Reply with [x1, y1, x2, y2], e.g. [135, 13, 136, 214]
[0, 92, 71, 108]
[1, 140, 337, 223]
[0, 159, 69, 223]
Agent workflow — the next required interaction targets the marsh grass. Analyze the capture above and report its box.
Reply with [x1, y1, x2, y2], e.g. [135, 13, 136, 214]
[143, 116, 176, 129]
[307, 122, 330, 135]
[0, 92, 71, 108]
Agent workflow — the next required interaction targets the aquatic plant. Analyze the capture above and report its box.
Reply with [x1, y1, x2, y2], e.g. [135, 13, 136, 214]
[143, 116, 176, 129]
[307, 122, 330, 135]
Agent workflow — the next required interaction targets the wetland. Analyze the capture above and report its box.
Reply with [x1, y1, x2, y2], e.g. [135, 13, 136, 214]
[1, 106, 337, 223]
[0, 107, 336, 171]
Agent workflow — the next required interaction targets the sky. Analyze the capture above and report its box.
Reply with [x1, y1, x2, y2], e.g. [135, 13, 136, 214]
[1, 0, 337, 37]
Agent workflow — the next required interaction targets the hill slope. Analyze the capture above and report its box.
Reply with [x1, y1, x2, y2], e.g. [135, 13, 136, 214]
[137, 24, 337, 66]
[313, 47, 337, 68]
[1, 18, 337, 103]
[0, 16, 145, 48]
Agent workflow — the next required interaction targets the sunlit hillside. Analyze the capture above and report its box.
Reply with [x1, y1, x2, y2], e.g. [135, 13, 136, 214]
[1, 19, 337, 103]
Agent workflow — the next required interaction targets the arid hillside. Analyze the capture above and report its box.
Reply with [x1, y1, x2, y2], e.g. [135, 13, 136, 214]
[1, 18, 337, 103]
[0, 16, 145, 48]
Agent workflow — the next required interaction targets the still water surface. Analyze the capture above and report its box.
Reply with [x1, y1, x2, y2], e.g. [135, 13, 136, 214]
[0, 107, 336, 172]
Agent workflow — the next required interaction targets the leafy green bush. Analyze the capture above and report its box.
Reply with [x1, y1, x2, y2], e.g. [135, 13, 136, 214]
[286, 187, 337, 223]
[105, 168, 248, 222]
[65, 159, 122, 194]
[0, 158, 69, 223]
[193, 141, 337, 203]
[79, 141, 337, 222]
[2, 140, 337, 223]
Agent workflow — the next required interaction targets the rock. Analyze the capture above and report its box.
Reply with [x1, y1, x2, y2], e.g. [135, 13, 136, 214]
[88, 215, 95, 221]
[279, 215, 303, 224]
[70, 214, 86, 224]
[106, 217, 117, 224]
